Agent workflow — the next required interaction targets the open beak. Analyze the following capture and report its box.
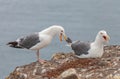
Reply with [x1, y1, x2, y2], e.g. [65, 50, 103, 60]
[59, 33, 67, 42]
[103, 35, 110, 41]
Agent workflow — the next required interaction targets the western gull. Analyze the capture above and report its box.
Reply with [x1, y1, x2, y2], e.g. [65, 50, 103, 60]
[7, 25, 67, 63]
[66, 30, 110, 58]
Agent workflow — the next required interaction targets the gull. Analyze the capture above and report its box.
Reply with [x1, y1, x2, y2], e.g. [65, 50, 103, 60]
[7, 25, 67, 63]
[66, 30, 110, 58]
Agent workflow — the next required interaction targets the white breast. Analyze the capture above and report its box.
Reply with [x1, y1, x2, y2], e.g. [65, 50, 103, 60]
[88, 43, 104, 58]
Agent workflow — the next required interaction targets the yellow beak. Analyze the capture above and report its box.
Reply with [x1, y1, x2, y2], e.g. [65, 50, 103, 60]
[59, 33, 67, 42]
[63, 34, 67, 41]
[106, 35, 110, 41]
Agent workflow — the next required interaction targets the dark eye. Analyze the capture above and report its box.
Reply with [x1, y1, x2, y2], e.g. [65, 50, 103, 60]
[61, 30, 63, 32]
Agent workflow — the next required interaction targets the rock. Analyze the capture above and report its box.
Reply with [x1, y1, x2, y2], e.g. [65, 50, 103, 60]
[58, 68, 80, 79]
[106, 74, 120, 79]
[6, 45, 120, 79]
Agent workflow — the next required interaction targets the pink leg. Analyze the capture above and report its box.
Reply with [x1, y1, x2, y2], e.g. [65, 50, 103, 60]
[36, 50, 46, 63]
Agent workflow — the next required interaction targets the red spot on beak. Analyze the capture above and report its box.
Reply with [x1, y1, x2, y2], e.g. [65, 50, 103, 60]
[103, 35, 107, 41]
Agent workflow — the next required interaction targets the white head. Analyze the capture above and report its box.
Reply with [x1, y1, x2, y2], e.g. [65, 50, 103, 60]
[95, 30, 110, 44]
[42, 25, 67, 42]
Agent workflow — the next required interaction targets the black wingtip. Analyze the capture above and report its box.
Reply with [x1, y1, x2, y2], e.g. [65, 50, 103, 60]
[7, 41, 17, 45]
[7, 41, 22, 48]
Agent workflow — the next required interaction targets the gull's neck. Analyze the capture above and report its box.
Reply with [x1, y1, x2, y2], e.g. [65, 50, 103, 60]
[93, 35, 104, 48]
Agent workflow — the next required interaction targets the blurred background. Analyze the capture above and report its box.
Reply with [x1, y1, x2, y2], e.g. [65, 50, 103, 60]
[0, 0, 120, 78]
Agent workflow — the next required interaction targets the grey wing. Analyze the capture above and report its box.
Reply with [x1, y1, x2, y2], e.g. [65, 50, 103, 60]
[71, 41, 90, 56]
[18, 33, 40, 49]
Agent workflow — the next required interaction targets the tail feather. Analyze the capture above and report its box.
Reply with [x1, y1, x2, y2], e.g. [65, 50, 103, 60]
[7, 41, 23, 48]
[66, 37, 72, 43]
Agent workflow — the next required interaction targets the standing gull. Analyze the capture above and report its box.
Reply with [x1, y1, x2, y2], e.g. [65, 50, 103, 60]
[7, 25, 67, 63]
[66, 30, 110, 58]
